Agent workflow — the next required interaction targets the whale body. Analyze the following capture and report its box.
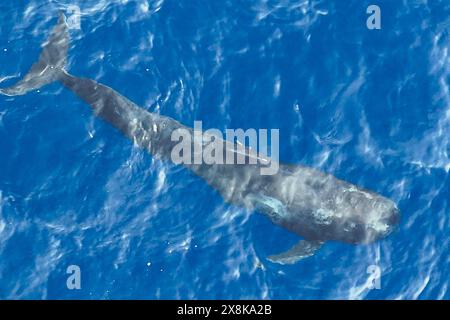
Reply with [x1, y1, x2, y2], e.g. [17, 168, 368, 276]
[0, 14, 400, 264]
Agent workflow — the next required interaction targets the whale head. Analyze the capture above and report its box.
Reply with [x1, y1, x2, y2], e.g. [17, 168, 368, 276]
[333, 186, 400, 244]
[283, 167, 401, 244]
[243, 166, 400, 246]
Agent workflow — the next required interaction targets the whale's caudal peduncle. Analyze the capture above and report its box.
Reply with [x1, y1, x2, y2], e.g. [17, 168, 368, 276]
[0, 14, 400, 264]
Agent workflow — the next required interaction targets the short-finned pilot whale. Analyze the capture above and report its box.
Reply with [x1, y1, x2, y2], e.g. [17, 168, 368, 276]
[0, 14, 400, 264]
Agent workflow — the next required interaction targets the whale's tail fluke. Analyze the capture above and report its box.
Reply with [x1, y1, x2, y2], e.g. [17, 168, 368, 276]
[0, 12, 69, 96]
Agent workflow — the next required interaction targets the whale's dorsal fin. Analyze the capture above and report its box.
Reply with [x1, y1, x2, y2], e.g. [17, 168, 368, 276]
[267, 240, 324, 264]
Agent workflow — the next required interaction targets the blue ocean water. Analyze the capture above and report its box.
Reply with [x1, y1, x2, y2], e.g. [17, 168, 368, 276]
[0, 0, 448, 299]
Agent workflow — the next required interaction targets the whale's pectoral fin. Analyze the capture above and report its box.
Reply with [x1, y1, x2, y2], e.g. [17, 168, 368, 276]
[267, 240, 324, 265]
